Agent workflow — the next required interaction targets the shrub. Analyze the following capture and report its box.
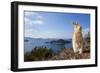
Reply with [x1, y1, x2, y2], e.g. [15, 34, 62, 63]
[85, 32, 90, 51]
[24, 47, 53, 61]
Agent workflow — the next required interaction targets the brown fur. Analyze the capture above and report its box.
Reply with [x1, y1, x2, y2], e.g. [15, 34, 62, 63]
[72, 21, 83, 55]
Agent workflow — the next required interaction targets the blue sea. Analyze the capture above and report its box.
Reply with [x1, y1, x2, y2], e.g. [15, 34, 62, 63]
[24, 37, 72, 53]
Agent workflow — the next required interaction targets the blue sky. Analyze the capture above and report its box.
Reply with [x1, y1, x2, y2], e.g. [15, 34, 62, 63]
[24, 11, 90, 39]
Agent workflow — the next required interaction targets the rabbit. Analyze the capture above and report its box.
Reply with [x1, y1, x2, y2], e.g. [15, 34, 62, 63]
[72, 21, 83, 56]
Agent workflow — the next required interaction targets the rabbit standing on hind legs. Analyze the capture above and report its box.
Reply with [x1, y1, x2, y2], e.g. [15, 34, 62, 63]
[72, 21, 83, 59]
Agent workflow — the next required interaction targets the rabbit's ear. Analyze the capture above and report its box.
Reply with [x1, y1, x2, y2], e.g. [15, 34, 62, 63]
[80, 26, 82, 30]
[73, 21, 78, 25]
[76, 21, 79, 25]
[73, 21, 75, 25]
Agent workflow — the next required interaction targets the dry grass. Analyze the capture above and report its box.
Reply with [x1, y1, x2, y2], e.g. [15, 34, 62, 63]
[51, 48, 90, 60]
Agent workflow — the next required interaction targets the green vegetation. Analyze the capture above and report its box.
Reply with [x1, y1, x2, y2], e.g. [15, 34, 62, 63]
[85, 32, 90, 43]
[24, 47, 54, 61]
[85, 32, 90, 52]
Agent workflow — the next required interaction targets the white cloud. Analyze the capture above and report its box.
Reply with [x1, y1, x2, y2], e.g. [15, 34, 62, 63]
[37, 15, 43, 20]
[25, 29, 38, 38]
[25, 17, 44, 25]
[24, 17, 32, 25]
[25, 29, 49, 38]
[82, 28, 90, 37]
[32, 20, 43, 25]
[25, 11, 38, 17]
[24, 11, 44, 25]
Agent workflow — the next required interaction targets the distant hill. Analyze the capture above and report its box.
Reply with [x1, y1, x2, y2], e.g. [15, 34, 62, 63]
[24, 37, 44, 42]
[24, 37, 72, 43]
[50, 39, 72, 44]
[24, 37, 33, 42]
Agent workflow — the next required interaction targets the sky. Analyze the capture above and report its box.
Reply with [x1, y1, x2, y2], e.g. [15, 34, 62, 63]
[24, 11, 90, 39]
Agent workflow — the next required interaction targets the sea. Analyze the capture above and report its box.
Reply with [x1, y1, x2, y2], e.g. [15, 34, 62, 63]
[24, 37, 72, 53]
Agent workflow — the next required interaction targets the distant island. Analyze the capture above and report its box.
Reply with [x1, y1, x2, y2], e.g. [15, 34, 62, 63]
[24, 37, 72, 44]
[49, 39, 72, 44]
[24, 39, 29, 42]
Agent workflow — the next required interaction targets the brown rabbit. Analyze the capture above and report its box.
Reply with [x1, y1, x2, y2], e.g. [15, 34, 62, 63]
[72, 21, 83, 56]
